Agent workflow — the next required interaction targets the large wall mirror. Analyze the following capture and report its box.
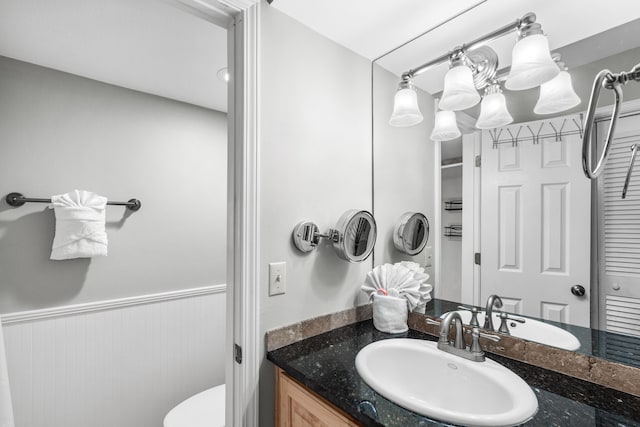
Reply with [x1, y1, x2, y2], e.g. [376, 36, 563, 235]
[372, 0, 640, 369]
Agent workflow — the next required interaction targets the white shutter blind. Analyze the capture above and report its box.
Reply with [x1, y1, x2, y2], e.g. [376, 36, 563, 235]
[605, 295, 640, 337]
[603, 133, 640, 276]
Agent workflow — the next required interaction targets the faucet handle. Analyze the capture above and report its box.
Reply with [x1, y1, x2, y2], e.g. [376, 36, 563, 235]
[470, 327, 483, 354]
[469, 327, 500, 359]
[458, 305, 481, 327]
[497, 312, 526, 334]
[478, 330, 501, 342]
[425, 317, 440, 326]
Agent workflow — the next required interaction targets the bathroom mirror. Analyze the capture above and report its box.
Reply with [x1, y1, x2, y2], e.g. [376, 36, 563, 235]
[393, 212, 429, 256]
[292, 209, 377, 263]
[335, 210, 376, 262]
[372, 1, 640, 368]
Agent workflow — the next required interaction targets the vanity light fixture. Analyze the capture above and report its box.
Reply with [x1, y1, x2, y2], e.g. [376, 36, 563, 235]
[431, 110, 461, 141]
[534, 54, 581, 115]
[439, 53, 481, 111]
[390, 12, 565, 137]
[505, 23, 559, 91]
[476, 82, 513, 129]
[389, 75, 424, 127]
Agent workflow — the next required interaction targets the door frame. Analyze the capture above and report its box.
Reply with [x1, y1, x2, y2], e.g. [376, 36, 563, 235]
[171, 1, 261, 425]
[225, 2, 261, 426]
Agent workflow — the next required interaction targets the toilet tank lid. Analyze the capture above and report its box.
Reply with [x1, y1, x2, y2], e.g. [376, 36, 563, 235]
[164, 384, 225, 427]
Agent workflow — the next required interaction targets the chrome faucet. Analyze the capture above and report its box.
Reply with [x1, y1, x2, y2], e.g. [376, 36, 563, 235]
[483, 295, 503, 331]
[439, 311, 465, 350]
[435, 312, 500, 362]
[426, 315, 501, 362]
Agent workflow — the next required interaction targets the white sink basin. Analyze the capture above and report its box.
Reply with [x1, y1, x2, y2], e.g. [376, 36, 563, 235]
[451, 310, 581, 351]
[355, 339, 538, 426]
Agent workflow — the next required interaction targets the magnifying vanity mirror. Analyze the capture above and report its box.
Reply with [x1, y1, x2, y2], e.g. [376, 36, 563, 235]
[293, 209, 377, 263]
[393, 212, 429, 256]
[372, 1, 640, 369]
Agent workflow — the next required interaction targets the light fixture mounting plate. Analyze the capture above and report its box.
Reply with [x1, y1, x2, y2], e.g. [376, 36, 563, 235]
[466, 46, 499, 90]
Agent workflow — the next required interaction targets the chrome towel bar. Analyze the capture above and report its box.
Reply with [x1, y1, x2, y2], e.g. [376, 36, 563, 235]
[5, 192, 142, 211]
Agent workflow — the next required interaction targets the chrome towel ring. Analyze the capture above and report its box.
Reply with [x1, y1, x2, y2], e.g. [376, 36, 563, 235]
[581, 64, 640, 179]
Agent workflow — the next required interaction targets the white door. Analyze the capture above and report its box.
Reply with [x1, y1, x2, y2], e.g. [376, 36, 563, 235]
[597, 111, 640, 336]
[480, 115, 591, 327]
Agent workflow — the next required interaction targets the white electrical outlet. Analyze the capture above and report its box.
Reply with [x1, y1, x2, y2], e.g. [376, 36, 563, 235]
[269, 262, 286, 296]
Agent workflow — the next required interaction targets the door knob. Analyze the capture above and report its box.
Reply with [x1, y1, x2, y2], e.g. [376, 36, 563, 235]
[571, 285, 586, 297]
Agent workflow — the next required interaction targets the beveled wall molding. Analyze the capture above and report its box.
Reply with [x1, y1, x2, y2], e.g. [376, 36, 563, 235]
[1, 284, 226, 325]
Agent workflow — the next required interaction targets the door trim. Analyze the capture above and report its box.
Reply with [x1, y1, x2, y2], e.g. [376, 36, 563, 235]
[226, 3, 261, 427]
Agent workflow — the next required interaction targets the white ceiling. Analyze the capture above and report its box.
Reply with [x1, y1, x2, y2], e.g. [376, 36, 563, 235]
[2, 0, 638, 113]
[273, 0, 640, 95]
[0, 0, 228, 112]
[271, 0, 487, 61]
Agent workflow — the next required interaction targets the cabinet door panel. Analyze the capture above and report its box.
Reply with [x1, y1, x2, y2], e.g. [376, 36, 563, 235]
[276, 368, 360, 427]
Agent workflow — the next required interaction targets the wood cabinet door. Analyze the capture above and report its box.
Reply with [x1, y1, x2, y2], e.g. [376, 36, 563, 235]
[276, 368, 361, 427]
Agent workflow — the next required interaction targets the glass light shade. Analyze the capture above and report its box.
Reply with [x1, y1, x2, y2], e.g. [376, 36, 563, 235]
[430, 110, 461, 141]
[476, 89, 513, 129]
[534, 70, 581, 115]
[505, 34, 560, 91]
[439, 65, 481, 111]
[389, 87, 423, 127]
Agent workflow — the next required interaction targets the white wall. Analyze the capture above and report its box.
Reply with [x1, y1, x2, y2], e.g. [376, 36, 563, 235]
[257, 4, 372, 424]
[3, 288, 225, 427]
[0, 56, 227, 313]
[372, 64, 436, 270]
[0, 57, 228, 425]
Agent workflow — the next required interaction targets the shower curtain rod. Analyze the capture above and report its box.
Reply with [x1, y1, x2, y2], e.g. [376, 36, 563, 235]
[4, 192, 142, 211]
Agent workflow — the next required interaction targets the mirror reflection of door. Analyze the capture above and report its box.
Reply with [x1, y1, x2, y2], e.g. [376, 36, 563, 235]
[596, 110, 640, 337]
[480, 115, 591, 328]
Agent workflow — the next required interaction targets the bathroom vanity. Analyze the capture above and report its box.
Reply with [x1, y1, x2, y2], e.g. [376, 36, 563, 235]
[268, 320, 640, 426]
[276, 368, 361, 426]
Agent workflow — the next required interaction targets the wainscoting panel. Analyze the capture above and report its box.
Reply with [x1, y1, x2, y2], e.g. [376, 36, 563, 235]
[2, 285, 226, 427]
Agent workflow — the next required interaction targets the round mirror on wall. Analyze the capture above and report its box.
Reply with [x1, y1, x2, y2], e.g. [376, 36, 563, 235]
[291, 210, 377, 263]
[393, 212, 429, 256]
[333, 210, 377, 262]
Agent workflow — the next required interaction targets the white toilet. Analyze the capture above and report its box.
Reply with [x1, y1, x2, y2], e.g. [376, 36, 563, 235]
[164, 384, 225, 427]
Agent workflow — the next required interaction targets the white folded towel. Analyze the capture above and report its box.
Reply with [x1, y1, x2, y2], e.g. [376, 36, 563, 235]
[372, 293, 408, 334]
[363, 262, 432, 311]
[0, 321, 15, 427]
[50, 190, 108, 260]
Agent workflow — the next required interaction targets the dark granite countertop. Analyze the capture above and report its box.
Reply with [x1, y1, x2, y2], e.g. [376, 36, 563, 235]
[267, 320, 640, 426]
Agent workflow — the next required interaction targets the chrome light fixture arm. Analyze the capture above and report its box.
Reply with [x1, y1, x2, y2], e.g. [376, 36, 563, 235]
[402, 12, 537, 82]
[582, 64, 640, 180]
